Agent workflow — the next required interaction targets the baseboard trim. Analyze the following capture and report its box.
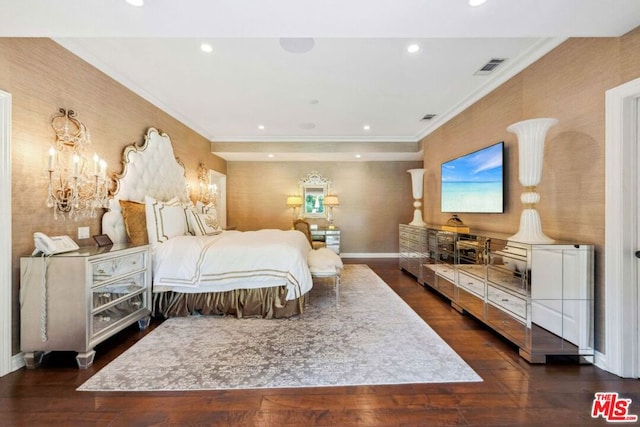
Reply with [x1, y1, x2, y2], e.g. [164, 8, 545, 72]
[11, 352, 24, 372]
[340, 253, 399, 258]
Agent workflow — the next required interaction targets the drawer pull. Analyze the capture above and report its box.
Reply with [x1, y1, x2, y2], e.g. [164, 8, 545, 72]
[502, 298, 509, 302]
[97, 269, 106, 274]
[98, 315, 110, 322]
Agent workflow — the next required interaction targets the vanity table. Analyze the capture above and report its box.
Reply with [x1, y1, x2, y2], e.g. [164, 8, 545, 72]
[311, 227, 341, 254]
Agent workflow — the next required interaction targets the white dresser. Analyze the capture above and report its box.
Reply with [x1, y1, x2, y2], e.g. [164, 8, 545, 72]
[20, 243, 151, 369]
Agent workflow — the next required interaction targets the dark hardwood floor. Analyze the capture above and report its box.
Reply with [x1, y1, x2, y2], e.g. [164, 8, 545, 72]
[1, 258, 637, 426]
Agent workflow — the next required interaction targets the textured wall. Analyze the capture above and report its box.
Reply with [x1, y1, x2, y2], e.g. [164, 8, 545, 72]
[226, 161, 423, 254]
[1, 38, 226, 355]
[420, 28, 640, 352]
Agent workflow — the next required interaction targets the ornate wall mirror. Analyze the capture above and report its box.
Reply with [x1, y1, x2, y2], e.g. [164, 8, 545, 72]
[298, 171, 331, 218]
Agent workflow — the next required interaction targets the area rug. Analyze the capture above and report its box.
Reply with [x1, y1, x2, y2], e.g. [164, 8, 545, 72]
[78, 264, 481, 391]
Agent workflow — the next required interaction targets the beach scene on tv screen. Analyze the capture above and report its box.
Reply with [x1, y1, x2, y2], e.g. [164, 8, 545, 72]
[441, 143, 503, 213]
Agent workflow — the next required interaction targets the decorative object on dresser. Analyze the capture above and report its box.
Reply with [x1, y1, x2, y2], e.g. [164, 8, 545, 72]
[45, 108, 111, 220]
[286, 195, 303, 224]
[507, 118, 558, 244]
[323, 194, 340, 229]
[407, 168, 426, 226]
[441, 214, 470, 233]
[196, 161, 217, 205]
[77, 265, 480, 392]
[20, 244, 151, 369]
[399, 224, 594, 364]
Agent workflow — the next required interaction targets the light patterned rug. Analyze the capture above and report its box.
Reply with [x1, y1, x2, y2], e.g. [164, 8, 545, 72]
[78, 264, 481, 391]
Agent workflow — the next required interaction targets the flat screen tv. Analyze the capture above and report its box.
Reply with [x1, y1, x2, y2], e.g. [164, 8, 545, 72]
[441, 141, 504, 213]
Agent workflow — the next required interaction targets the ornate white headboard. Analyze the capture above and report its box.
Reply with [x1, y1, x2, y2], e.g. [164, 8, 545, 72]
[102, 127, 190, 244]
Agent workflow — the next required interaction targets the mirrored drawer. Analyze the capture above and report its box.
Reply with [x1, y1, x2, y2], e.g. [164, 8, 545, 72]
[92, 292, 146, 336]
[92, 251, 146, 284]
[458, 270, 485, 298]
[325, 235, 340, 245]
[92, 272, 146, 311]
[488, 285, 527, 320]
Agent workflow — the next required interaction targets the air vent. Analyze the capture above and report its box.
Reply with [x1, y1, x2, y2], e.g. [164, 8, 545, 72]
[474, 58, 506, 75]
[421, 114, 437, 121]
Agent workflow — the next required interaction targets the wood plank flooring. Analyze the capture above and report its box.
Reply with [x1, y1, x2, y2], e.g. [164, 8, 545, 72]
[1, 258, 637, 426]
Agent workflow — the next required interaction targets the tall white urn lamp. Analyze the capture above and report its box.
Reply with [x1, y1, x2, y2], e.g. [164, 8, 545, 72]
[407, 168, 426, 227]
[507, 118, 558, 244]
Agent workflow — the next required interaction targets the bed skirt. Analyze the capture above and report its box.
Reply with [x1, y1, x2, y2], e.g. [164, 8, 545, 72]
[152, 286, 307, 319]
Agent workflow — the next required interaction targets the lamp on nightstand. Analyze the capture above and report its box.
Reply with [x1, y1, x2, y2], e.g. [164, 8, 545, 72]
[286, 195, 303, 224]
[323, 194, 340, 229]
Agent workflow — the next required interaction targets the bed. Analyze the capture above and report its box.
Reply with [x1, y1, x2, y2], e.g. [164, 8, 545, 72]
[101, 127, 313, 318]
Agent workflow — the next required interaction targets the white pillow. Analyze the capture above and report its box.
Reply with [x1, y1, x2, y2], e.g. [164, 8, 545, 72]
[145, 195, 189, 244]
[196, 200, 217, 214]
[188, 210, 222, 236]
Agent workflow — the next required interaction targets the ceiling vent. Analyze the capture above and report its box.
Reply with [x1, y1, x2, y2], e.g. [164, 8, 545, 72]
[474, 58, 506, 75]
[421, 114, 437, 121]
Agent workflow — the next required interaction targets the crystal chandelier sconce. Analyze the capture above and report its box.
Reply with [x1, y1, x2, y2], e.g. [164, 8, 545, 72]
[46, 108, 110, 220]
[507, 117, 558, 244]
[407, 168, 427, 227]
[197, 162, 217, 206]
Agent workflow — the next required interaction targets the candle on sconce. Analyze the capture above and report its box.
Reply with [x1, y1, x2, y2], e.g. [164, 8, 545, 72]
[99, 160, 107, 179]
[93, 153, 99, 176]
[73, 155, 80, 177]
[48, 147, 55, 171]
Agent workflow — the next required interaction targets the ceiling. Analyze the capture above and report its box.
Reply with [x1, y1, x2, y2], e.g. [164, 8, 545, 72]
[3, 0, 640, 161]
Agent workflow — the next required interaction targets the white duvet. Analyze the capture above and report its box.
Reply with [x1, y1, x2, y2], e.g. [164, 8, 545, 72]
[151, 229, 313, 300]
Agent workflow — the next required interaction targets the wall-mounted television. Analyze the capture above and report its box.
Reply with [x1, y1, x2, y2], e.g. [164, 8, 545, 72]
[441, 141, 504, 213]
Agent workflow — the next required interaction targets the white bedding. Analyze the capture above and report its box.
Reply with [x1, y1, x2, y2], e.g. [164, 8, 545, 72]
[151, 229, 313, 301]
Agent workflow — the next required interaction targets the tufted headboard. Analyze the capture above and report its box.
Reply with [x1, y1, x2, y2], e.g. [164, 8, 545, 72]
[102, 127, 190, 244]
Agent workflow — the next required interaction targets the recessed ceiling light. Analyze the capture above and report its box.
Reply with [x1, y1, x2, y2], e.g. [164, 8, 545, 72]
[200, 43, 213, 53]
[363, 125, 371, 131]
[407, 44, 420, 54]
[267, 154, 274, 158]
[469, 0, 487, 6]
[258, 125, 265, 130]
[126, 0, 144, 6]
[355, 154, 362, 159]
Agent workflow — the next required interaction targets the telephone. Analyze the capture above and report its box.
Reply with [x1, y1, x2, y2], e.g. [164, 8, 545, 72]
[32, 232, 79, 256]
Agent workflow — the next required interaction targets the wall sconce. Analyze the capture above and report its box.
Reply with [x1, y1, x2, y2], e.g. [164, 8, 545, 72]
[323, 194, 340, 229]
[197, 162, 217, 206]
[286, 195, 303, 223]
[46, 108, 110, 220]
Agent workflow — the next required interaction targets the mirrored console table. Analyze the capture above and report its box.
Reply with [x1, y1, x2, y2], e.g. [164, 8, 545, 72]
[399, 224, 594, 364]
[311, 227, 340, 254]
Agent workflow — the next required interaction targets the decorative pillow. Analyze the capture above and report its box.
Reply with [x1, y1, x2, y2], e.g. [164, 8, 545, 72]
[145, 195, 189, 244]
[188, 210, 222, 236]
[195, 200, 217, 215]
[119, 200, 148, 245]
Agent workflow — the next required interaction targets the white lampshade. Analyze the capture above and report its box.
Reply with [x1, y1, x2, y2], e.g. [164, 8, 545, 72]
[323, 195, 340, 206]
[286, 195, 302, 207]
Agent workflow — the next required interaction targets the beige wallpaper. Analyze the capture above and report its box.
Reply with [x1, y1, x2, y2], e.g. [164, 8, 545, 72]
[226, 161, 422, 254]
[420, 28, 640, 352]
[2, 38, 226, 355]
